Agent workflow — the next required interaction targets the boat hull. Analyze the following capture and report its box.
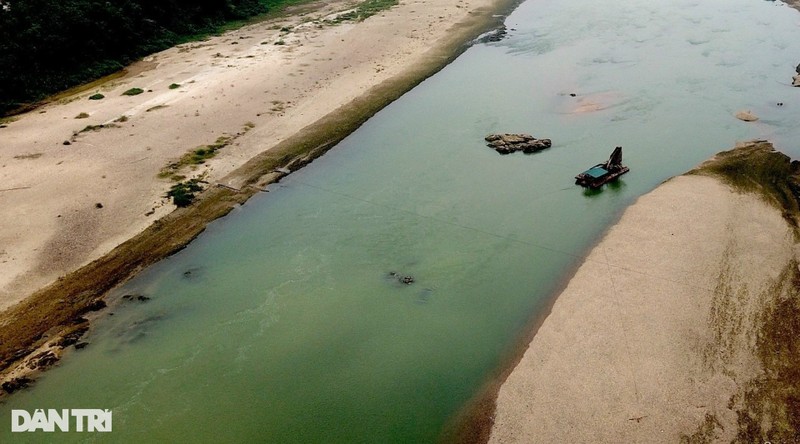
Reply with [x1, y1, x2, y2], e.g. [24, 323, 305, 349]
[575, 166, 629, 189]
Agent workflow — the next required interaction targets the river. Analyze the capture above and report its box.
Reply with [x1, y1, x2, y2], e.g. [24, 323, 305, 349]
[2, 0, 800, 442]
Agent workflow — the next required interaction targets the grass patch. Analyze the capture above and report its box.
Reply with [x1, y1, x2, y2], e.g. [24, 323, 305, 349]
[77, 123, 120, 134]
[159, 135, 233, 179]
[325, 0, 398, 24]
[680, 413, 723, 444]
[168, 83, 181, 90]
[733, 261, 800, 442]
[0, 116, 19, 125]
[75, 112, 90, 119]
[122, 88, 144, 96]
[13, 153, 43, 160]
[166, 179, 205, 207]
[689, 141, 800, 231]
[690, 143, 800, 440]
[355, 0, 399, 18]
[88, 93, 105, 100]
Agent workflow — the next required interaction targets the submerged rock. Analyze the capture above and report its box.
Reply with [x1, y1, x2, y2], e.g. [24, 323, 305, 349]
[485, 133, 552, 155]
[388, 272, 415, 285]
[2, 377, 31, 394]
[477, 25, 507, 43]
[57, 326, 89, 348]
[122, 294, 151, 302]
[27, 351, 58, 370]
[82, 299, 107, 313]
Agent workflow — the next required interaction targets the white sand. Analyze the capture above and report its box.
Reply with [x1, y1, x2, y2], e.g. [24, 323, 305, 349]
[489, 174, 796, 442]
[0, 0, 503, 310]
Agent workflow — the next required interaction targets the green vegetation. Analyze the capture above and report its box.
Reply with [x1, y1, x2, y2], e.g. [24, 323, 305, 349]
[160, 123, 255, 180]
[167, 179, 205, 207]
[680, 413, 723, 444]
[0, 0, 312, 115]
[78, 123, 120, 134]
[168, 83, 181, 90]
[0, 115, 18, 125]
[75, 112, 89, 119]
[13, 153, 43, 160]
[325, 0, 399, 24]
[159, 136, 233, 179]
[354, 0, 399, 19]
[691, 142, 800, 441]
[88, 94, 105, 100]
[734, 261, 800, 442]
[689, 141, 800, 230]
[122, 88, 144, 96]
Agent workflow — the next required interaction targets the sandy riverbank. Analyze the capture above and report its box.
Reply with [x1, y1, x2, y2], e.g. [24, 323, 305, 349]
[0, 0, 516, 382]
[487, 141, 800, 442]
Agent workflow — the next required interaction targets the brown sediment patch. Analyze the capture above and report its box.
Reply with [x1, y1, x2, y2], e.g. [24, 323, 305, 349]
[560, 91, 623, 114]
[0, 0, 520, 393]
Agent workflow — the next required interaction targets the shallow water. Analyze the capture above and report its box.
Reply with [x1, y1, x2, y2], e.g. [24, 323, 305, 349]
[3, 0, 800, 442]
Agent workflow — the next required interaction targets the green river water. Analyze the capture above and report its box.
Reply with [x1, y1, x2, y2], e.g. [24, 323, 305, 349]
[3, 0, 800, 442]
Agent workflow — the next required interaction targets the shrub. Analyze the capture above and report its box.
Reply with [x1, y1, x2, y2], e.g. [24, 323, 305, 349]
[169, 83, 181, 89]
[167, 179, 204, 207]
[88, 94, 105, 100]
[122, 88, 144, 96]
[75, 112, 90, 119]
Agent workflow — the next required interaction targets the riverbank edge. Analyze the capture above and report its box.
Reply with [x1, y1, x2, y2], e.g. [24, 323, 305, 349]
[0, 0, 522, 392]
[450, 140, 800, 443]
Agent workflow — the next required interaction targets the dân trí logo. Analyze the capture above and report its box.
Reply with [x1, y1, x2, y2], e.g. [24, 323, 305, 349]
[11, 409, 112, 432]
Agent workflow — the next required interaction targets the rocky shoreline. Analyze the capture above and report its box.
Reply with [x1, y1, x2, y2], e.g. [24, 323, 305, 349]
[484, 133, 552, 155]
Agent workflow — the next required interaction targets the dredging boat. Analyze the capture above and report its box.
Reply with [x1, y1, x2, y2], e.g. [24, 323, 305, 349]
[575, 146, 629, 189]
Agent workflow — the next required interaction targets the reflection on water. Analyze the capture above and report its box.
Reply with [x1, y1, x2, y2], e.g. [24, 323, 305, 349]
[583, 179, 627, 197]
[3, 0, 800, 442]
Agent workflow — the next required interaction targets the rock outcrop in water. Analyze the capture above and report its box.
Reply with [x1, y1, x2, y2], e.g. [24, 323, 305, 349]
[388, 272, 415, 285]
[477, 25, 507, 43]
[735, 110, 759, 122]
[1, 377, 31, 394]
[485, 133, 552, 155]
